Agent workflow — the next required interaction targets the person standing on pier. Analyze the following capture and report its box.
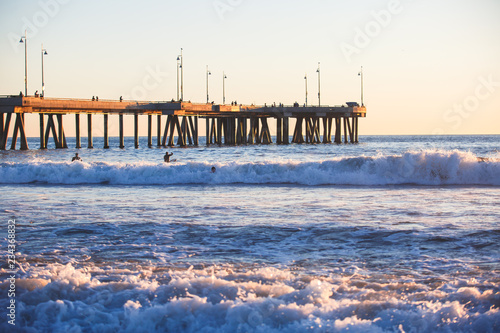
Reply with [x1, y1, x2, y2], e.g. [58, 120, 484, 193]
[164, 152, 174, 163]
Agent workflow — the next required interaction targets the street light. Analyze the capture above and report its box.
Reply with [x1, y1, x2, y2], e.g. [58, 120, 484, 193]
[206, 65, 211, 104]
[304, 74, 308, 106]
[41, 44, 48, 97]
[176, 55, 181, 101]
[223, 72, 227, 104]
[19, 30, 27, 96]
[179, 48, 184, 101]
[358, 66, 364, 106]
[316, 62, 321, 107]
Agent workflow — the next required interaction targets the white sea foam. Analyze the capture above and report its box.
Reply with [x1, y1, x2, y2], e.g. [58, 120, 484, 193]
[1, 150, 499, 186]
[1, 263, 498, 332]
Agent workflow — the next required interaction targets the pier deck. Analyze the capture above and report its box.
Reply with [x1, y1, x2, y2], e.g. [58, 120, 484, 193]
[0, 95, 366, 150]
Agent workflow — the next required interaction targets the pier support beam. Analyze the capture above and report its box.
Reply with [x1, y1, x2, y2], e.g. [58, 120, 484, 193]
[236, 117, 247, 145]
[75, 114, 81, 149]
[348, 117, 354, 143]
[334, 118, 342, 144]
[217, 118, 223, 145]
[147, 115, 152, 148]
[87, 114, 93, 148]
[328, 117, 333, 143]
[207, 117, 217, 146]
[283, 117, 289, 144]
[212, 117, 217, 145]
[248, 117, 261, 144]
[103, 114, 109, 149]
[157, 115, 162, 147]
[40, 114, 46, 149]
[313, 117, 321, 143]
[119, 114, 124, 149]
[206, 117, 210, 145]
[277, 117, 282, 144]
[194, 116, 199, 146]
[292, 117, 304, 144]
[0, 113, 9, 150]
[322, 117, 329, 144]
[10, 114, 29, 150]
[161, 115, 196, 147]
[276, 116, 290, 145]
[260, 118, 272, 144]
[44, 115, 59, 148]
[180, 116, 187, 147]
[163, 115, 174, 147]
[343, 117, 348, 143]
[188, 116, 198, 146]
[226, 118, 236, 145]
[56, 115, 68, 149]
[134, 114, 139, 148]
[354, 117, 359, 143]
[175, 116, 185, 147]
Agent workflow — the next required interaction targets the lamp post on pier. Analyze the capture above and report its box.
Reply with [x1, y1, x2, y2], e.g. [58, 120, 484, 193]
[176, 54, 181, 101]
[358, 66, 364, 106]
[304, 74, 308, 106]
[223, 72, 227, 104]
[19, 30, 27, 96]
[179, 48, 184, 101]
[206, 65, 211, 104]
[41, 44, 48, 97]
[316, 62, 321, 107]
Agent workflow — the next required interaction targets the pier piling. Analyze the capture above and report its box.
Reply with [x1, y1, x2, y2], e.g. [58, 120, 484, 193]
[134, 114, 139, 148]
[87, 114, 93, 149]
[75, 114, 81, 149]
[104, 114, 109, 149]
[39, 114, 46, 149]
[119, 114, 124, 149]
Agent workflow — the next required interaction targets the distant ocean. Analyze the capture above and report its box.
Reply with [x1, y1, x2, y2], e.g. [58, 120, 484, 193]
[1, 135, 499, 332]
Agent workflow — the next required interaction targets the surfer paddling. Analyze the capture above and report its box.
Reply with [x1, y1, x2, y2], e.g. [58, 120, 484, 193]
[71, 153, 82, 162]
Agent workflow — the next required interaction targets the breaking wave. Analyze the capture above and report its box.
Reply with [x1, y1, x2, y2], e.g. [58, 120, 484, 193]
[1, 262, 499, 332]
[1, 150, 499, 186]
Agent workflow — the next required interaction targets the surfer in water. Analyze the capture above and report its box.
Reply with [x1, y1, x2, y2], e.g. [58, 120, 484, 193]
[164, 152, 174, 163]
[211, 166, 216, 173]
[72, 153, 82, 162]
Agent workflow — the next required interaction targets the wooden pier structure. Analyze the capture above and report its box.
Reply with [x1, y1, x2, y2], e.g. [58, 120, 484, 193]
[0, 95, 366, 150]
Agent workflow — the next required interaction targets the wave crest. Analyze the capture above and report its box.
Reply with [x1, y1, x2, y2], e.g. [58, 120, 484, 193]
[1, 150, 498, 186]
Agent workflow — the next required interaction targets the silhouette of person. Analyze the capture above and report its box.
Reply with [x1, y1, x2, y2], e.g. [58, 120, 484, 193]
[164, 152, 174, 163]
[211, 166, 216, 173]
[72, 153, 82, 162]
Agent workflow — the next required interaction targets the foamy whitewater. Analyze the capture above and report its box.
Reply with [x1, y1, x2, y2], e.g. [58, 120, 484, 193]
[1, 135, 499, 332]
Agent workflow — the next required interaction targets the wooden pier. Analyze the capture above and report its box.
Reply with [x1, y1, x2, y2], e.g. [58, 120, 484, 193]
[0, 96, 366, 150]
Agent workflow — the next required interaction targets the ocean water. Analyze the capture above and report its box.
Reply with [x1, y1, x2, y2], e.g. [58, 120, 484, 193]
[0, 135, 499, 333]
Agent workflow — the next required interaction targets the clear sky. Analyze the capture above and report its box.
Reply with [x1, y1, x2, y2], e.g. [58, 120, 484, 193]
[1, 0, 499, 136]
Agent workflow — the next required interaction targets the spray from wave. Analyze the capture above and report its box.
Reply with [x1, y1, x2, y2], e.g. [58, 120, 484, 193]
[1, 150, 499, 186]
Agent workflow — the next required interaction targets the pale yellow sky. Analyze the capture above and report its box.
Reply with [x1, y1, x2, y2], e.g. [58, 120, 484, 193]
[1, 0, 499, 137]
